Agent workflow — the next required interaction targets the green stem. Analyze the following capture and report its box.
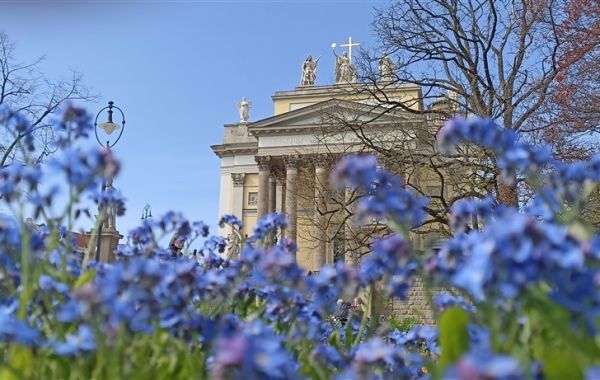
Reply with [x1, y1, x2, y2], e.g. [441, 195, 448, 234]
[353, 286, 372, 346]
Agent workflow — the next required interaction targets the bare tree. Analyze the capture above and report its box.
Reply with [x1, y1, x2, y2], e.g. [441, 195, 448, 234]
[350, 0, 599, 205]
[303, 99, 494, 259]
[0, 31, 94, 167]
[531, 0, 600, 162]
[290, 98, 490, 262]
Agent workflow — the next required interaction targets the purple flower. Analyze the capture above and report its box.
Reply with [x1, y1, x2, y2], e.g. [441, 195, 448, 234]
[219, 214, 243, 230]
[449, 197, 496, 233]
[251, 213, 288, 240]
[331, 154, 428, 228]
[313, 343, 346, 369]
[90, 187, 126, 216]
[360, 235, 417, 299]
[438, 116, 552, 184]
[330, 154, 378, 189]
[53, 324, 96, 356]
[193, 220, 210, 237]
[354, 337, 397, 365]
[38, 274, 69, 295]
[586, 366, 600, 380]
[49, 148, 118, 191]
[211, 321, 300, 380]
[346, 337, 424, 379]
[0, 307, 41, 346]
[434, 293, 475, 314]
[307, 262, 359, 312]
[445, 351, 523, 379]
[389, 325, 440, 356]
[52, 102, 94, 147]
[435, 209, 587, 302]
[0, 104, 35, 151]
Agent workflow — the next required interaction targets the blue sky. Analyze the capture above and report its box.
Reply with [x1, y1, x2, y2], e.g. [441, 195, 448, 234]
[1, 0, 386, 235]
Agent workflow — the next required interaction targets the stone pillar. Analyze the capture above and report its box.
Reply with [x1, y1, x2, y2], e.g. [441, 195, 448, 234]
[344, 188, 359, 267]
[314, 157, 328, 268]
[284, 155, 299, 243]
[255, 156, 271, 221]
[98, 230, 123, 263]
[268, 176, 277, 213]
[276, 178, 284, 213]
[231, 173, 245, 220]
[96, 178, 123, 263]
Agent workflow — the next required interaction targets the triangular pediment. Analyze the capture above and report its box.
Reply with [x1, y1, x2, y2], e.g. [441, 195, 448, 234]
[248, 98, 422, 135]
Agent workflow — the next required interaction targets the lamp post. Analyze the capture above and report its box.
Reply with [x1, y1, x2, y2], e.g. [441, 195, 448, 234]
[94, 101, 126, 262]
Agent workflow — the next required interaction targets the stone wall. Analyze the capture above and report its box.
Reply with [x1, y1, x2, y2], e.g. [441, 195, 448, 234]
[386, 277, 444, 325]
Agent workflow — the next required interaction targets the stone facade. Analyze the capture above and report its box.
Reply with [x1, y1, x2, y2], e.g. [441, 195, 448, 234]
[387, 277, 435, 325]
[212, 83, 450, 322]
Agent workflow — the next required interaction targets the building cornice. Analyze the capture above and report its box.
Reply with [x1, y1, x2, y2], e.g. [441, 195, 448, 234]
[247, 98, 425, 136]
[271, 82, 421, 101]
[211, 142, 258, 158]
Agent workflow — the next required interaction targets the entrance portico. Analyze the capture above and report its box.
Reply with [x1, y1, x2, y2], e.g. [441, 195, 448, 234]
[212, 84, 423, 270]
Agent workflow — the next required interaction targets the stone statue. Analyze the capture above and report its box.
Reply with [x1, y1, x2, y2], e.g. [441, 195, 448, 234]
[237, 97, 251, 123]
[102, 177, 116, 230]
[335, 52, 357, 84]
[379, 53, 394, 82]
[226, 231, 241, 259]
[300, 55, 320, 86]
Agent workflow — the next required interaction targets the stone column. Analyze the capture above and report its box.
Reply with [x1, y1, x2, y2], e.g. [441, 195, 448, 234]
[268, 176, 277, 213]
[98, 230, 123, 263]
[344, 188, 359, 267]
[255, 156, 271, 221]
[314, 157, 328, 268]
[231, 173, 245, 219]
[275, 178, 284, 213]
[284, 155, 299, 243]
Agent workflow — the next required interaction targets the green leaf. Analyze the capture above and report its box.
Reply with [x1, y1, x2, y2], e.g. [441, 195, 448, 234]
[543, 349, 583, 380]
[438, 307, 470, 368]
[0, 345, 33, 380]
[74, 269, 96, 289]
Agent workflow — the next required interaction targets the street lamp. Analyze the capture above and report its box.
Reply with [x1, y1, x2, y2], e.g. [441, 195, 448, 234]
[94, 101, 125, 149]
[94, 100, 126, 262]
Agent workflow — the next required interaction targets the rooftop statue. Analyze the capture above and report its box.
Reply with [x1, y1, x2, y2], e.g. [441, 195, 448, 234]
[300, 55, 320, 86]
[237, 97, 251, 123]
[334, 52, 357, 84]
[332, 37, 359, 84]
[379, 53, 394, 82]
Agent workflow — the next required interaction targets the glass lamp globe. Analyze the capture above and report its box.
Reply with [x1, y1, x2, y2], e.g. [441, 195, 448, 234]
[99, 121, 121, 135]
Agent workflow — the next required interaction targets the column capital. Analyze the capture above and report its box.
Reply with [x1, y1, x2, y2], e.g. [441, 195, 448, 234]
[255, 155, 272, 170]
[271, 165, 286, 181]
[283, 155, 300, 169]
[309, 154, 332, 170]
[231, 172, 245, 186]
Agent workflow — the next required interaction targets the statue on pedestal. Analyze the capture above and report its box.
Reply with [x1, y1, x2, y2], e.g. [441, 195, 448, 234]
[334, 52, 357, 84]
[379, 53, 394, 82]
[226, 231, 241, 259]
[332, 38, 360, 84]
[300, 55, 320, 86]
[237, 97, 251, 123]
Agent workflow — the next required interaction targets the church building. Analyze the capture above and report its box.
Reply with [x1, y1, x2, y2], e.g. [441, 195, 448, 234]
[211, 40, 445, 271]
